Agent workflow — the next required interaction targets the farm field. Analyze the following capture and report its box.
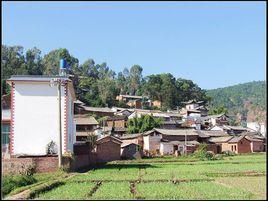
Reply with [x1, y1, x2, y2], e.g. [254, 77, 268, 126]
[5, 153, 267, 200]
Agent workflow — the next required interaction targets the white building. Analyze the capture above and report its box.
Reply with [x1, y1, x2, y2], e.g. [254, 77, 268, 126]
[7, 75, 76, 155]
[247, 122, 266, 137]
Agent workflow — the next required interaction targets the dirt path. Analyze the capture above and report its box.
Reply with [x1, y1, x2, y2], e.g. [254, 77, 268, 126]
[5, 173, 77, 200]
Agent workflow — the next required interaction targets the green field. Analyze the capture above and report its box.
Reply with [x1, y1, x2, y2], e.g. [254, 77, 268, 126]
[5, 153, 267, 200]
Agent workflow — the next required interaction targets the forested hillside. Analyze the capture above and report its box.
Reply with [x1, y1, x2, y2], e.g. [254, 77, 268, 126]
[206, 81, 266, 123]
[2, 45, 266, 121]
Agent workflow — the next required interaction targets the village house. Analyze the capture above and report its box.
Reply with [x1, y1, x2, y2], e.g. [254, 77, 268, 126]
[247, 122, 266, 137]
[201, 113, 229, 126]
[6, 75, 76, 156]
[2, 94, 11, 155]
[95, 135, 122, 163]
[160, 140, 200, 156]
[74, 115, 99, 141]
[143, 128, 199, 155]
[119, 133, 144, 147]
[182, 100, 208, 116]
[245, 136, 265, 152]
[127, 99, 142, 109]
[76, 105, 114, 117]
[100, 126, 126, 137]
[210, 125, 251, 134]
[226, 135, 251, 154]
[208, 135, 252, 154]
[106, 115, 128, 128]
[121, 142, 142, 159]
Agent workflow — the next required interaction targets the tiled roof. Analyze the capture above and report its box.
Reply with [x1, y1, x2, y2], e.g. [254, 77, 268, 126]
[160, 140, 200, 146]
[120, 133, 142, 140]
[155, 128, 198, 136]
[74, 116, 99, 125]
[107, 116, 127, 121]
[121, 142, 140, 148]
[7, 75, 71, 82]
[208, 136, 233, 143]
[81, 106, 114, 113]
[96, 135, 122, 144]
[228, 135, 246, 143]
[199, 131, 229, 137]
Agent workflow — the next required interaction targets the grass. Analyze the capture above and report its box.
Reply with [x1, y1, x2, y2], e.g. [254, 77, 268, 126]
[215, 176, 267, 200]
[91, 182, 134, 200]
[37, 182, 95, 200]
[5, 153, 265, 200]
[136, 181, 254, 200]
[4, 171, 68, 197]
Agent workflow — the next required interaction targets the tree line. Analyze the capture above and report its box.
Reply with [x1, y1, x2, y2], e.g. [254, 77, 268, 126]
[2, 45, 211, 110]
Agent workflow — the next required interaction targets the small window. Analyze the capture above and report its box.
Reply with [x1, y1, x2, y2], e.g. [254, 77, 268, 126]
[231, 145, 233, 151]
[234, 145, 237, 151]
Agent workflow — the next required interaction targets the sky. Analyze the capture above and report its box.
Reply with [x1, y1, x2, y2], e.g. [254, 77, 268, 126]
[2, 1, 266, 89]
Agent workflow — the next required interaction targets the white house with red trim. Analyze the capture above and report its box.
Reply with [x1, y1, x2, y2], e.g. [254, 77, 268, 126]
[6, 75, 76, 156]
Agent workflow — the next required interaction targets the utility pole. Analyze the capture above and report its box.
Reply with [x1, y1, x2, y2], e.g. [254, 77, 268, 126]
[50, 58, 67, 168]
[185, 130, 187, 155]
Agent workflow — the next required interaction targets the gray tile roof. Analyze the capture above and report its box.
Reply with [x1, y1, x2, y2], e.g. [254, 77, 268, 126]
[154, 128, 198, 136]
[74, 116, 99, 125]
[81, 106, 114, 113]
[208, 136, 233, 143]
[120, 133, 142, 139]
[7, 75, 71, 82]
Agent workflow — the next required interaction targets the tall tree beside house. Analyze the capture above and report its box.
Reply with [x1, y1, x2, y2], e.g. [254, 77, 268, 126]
[1, 45, 28, 94]
[160, 73, 178, 109]
[175, 78, 211, 107]
[42, 48, 79, 75]
[129, 65, 143, 95]
[25, 47, 44, 75]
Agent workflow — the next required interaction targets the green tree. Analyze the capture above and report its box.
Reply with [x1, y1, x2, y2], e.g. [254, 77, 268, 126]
[208, 105, 228, 115]
[127, 115, 163, 134]
[42, 48, 78, 75]
[129, 65, 143, 95]
[25, 47, 43, 75]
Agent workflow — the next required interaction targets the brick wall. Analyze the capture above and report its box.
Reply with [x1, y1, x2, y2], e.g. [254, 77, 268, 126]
[2, 156, 58, 175]
[237, 138, 251, 153]
[96, 141, 121, 163]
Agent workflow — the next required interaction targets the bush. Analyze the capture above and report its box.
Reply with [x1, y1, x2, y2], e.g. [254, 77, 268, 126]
[222, 150, 236, 156]
[205, 151, 215, 160]
[2, 174, 37, 196]
[213, 154, 224, 160]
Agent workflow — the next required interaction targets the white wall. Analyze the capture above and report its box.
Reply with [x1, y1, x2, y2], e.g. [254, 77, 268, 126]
[13, 82, 72, 155]
[160, 143, 173, 155]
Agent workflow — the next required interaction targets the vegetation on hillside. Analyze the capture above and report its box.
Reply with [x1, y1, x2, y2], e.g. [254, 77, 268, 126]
[206, 81, 266, 122]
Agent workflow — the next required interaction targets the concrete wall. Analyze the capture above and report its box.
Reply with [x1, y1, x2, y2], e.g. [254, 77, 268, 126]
[160, 143, 173, 155]
[12, 82, 74, 155]
[143, 134, 162, 152]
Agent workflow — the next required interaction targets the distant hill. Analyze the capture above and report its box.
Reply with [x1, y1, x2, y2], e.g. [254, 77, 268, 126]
[206, 81, 266, 123]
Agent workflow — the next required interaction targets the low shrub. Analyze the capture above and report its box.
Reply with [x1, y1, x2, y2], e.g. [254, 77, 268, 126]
[2, 174, 37, 196]
[222, 150, 236, 156]
[213, 154, 224, 160]
[205, 151, 215, 160]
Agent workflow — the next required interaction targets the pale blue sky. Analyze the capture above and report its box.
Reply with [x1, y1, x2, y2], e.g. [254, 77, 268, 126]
[2, 1, 266, 89]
